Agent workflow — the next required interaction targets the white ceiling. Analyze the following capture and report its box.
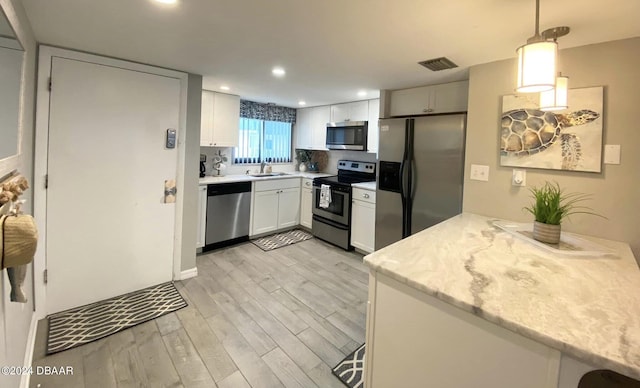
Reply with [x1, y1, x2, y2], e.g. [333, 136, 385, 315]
[21, 0, 640, 108]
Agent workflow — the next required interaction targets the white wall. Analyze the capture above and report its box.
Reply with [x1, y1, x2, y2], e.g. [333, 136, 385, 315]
[0, 0, 37, 386]
[179, 74, 202, 272]
[462, 37, 640, 261]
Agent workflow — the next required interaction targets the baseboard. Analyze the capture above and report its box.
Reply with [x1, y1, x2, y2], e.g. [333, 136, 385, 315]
[179, 267, 198, 280]
[20, 314, 38, 388]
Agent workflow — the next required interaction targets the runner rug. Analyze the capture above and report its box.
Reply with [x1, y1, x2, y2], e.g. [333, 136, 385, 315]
[332, 343, 365, 388]
[47, 282, 187, 354]
[251, 229, 313, 251]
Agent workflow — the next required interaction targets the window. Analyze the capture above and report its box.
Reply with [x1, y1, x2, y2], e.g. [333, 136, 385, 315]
[234, 118, 292, 164]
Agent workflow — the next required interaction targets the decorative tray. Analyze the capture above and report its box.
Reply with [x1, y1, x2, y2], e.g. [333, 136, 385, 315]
[493, 221, 616, 257]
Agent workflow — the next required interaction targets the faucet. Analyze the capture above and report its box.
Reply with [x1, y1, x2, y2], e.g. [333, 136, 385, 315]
[260, 161, 266, 173]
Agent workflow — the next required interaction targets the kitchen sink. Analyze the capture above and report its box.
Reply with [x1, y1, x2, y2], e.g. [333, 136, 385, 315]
[248, 172, 290, 177]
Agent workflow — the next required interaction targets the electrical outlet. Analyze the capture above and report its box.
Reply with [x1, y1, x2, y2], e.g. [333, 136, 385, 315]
[512, 169, 526, 186]
[470, 164, 489, 181]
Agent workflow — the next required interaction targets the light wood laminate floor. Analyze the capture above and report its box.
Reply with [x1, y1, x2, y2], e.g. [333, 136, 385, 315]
[30, 238, 368, 387]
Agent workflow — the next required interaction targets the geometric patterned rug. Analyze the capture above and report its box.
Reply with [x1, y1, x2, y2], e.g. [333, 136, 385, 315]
[332, 343, 365, 388]
[47, 282, 187, 354]
[251, 229, 313, 251]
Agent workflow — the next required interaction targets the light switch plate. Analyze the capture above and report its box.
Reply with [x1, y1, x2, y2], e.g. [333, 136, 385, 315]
[604, 144, 621, 164]
[470, 164, 490, 181]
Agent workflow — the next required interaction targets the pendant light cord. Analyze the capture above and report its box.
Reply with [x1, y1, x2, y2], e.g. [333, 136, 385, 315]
[534, 0, 540, 36]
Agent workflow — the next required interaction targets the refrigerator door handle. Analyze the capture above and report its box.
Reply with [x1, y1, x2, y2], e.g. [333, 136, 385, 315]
[401, 119, 415, 238]
[411, 158, 418, 200]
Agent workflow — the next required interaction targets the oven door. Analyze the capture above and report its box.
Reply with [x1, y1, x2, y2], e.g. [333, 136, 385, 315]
[312, 185, 350, 225]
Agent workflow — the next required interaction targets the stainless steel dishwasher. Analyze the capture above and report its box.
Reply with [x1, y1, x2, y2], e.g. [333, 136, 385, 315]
[205, 182, 251, 249]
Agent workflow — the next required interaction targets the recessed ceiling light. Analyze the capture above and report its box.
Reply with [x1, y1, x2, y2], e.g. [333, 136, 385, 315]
[220, 85, 230, 91]
[298, 101, 306, 106]
[153, 0, 178, 4]
[357, 91, 367, 97]
[272, 67, 286, 77]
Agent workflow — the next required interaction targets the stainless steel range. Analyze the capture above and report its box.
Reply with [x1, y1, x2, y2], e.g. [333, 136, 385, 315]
[312, 160, 376, 250]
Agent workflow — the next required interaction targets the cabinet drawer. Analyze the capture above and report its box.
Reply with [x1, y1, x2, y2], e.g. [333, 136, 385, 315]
[254, 178, 300, 192]
[353, 187, 376, 204]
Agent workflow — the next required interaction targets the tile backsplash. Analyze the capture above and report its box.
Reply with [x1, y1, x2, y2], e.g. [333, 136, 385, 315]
[199, 147, 377, 176]
[324, 150, 377, 174]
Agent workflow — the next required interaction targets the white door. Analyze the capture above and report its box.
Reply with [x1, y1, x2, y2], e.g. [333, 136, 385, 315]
[351, 199, 376, 253]
[300, 188, 312, 229]
[46, 57, 180, 314]
[277, 187, 301, 228]
[252, 190, 279, 235]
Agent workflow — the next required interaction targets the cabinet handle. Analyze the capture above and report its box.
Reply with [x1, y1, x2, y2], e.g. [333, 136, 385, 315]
[305, 182, 310, 186]
[423, 108, 434, 113]
[363, 193, 370, 198]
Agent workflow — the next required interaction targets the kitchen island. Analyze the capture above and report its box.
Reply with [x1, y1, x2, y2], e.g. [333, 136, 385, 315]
[363, 213, 640, 387]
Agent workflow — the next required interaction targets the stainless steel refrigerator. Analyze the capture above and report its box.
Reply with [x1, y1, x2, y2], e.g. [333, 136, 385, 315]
[375, 114, 466, 250]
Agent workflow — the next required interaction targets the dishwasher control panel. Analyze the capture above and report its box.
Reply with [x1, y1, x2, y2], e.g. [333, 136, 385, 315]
[207, 182, 252, 196]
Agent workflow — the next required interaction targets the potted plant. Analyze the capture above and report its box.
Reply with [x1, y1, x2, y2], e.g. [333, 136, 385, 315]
[295, 149, 312, 172]
[523, 182, 604, 244]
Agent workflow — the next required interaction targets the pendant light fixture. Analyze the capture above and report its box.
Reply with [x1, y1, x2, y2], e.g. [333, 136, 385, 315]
[538, 27, 571, 110]
[540, 74, 569, 111]
[516, 0, 557, 93]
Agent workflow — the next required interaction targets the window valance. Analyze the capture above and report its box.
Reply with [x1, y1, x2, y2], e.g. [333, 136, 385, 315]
[240, 100, 297, 123]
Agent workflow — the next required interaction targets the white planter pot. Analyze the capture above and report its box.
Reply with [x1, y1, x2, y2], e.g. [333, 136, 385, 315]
[533, 221, 561, 244]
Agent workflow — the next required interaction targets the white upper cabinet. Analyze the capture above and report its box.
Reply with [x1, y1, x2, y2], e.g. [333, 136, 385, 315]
[295, 105, 330, 150]
[295, 108, 313, 149]
[367, 98, 380, 154]
[311, 105, 331, 149]
[330, 100, 369, 122]
[201, 91, 240, 147]
[389, 80, 468, 117]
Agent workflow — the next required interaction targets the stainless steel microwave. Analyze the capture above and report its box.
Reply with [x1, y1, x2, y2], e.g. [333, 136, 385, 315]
[326, 121, 368, 151]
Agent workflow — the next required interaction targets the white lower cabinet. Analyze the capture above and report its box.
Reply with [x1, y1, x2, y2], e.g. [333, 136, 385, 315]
[300, 178, 313, 229]
[278, 188, 301, 228]
[196, 185, 207, 248]
[251, 178, 301, 236]
[252, 190, 280, 235]
[351, 187, 376, 253]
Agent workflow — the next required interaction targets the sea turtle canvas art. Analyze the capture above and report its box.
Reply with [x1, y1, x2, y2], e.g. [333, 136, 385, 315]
[500, 86, 604, 172]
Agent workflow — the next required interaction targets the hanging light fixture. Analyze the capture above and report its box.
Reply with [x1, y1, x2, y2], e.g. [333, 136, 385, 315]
[538, 27, 571, 109]
[540, 74, 569, 111]
[516, 0, 557, 93]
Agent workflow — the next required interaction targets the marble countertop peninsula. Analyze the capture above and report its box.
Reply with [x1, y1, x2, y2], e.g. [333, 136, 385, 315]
[199, 172, 333, 185]
[364, 213, 640, 380]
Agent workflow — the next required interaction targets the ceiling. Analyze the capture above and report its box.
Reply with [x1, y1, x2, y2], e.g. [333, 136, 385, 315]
[21, 0, 640, 108]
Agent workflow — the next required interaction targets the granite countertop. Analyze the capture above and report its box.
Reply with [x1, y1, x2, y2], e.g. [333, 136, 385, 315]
[364, 212, 640, 380]
[351, 181, 376, 191]
[199, 172, 333, 185]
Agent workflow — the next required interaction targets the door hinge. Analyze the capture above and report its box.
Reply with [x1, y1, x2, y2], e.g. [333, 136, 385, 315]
[43, 269, 48, 284]
[45, 174, 48, 189]
[48, 77, 52, 91]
